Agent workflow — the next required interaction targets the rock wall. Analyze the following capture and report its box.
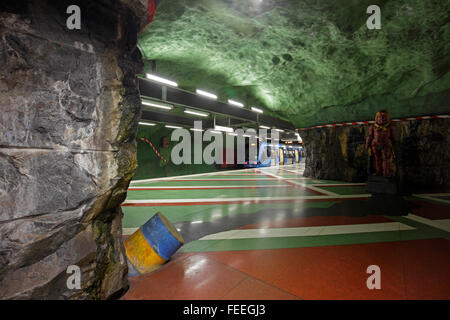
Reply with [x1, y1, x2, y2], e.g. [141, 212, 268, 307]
[302, 119, 450, 191]
[0, 0, 148, 299]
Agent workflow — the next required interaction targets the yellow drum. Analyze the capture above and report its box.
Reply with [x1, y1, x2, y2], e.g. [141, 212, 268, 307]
[124, 212, 184, 276]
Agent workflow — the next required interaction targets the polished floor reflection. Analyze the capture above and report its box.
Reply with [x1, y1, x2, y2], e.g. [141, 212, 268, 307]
[121, 163, 450, 299]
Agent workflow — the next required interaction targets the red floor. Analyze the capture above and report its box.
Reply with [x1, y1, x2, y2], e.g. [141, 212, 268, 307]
[122, 238, 450, 300]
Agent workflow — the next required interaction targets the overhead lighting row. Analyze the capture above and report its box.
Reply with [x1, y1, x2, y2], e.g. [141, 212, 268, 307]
[139, 120, 288, 137]
[138, 122, 283, 138]
[145, 73, 264, 113]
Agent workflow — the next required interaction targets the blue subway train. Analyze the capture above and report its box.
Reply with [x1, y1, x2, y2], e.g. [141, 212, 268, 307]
[242, 142, 303, 168]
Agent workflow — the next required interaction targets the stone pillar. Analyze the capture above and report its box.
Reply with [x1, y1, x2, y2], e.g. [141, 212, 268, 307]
[0, 0, 149, 299]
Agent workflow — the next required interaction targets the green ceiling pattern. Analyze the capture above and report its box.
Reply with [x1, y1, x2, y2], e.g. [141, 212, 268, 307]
[138, 0, 450, 127]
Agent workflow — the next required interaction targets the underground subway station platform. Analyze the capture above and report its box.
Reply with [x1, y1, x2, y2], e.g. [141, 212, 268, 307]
[0, 0, 449, 310]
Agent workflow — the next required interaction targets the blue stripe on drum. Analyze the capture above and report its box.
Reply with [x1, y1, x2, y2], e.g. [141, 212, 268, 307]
[140, 213, 183, 260]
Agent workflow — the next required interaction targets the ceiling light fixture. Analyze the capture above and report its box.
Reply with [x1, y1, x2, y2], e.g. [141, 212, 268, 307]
[228, 99, 244, 108]
[145, 74, 178, 87]
[196, 89, 217, 100]
[251, 107, 263, 114]
[184, 109, 209, 117]
[142, 100, 173, 110]
[138, 122, 157, 126]
[165, 125, 182, 129]
[259, 125, 271, 129]
[214, 125, 234, 133]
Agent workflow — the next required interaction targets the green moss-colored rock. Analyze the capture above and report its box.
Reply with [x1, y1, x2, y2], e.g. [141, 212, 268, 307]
[139, 0, 450, 127]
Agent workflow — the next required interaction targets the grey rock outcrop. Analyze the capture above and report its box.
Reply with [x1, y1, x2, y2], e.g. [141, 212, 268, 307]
[0, 0, 148, 299]
[302, 118, 449, 191]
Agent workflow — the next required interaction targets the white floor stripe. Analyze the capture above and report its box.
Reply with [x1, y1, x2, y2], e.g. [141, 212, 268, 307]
[412, 193, 450, 205]
[415, 193, 450, 197]
[130, 167, 258, 184]
[279, 168, 304, 175]
[259, 169, 339, 196]
[199, 222, 415, 240]
[123, 228, 138, 236]
[123, 194, 371, 204]
[404, 214, 450, 232]
[145, 178, 311, 181]
[128, 185, 291, 190]
[311, 183, 366, 187]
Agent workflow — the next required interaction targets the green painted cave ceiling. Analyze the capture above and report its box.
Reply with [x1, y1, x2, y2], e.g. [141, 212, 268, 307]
[138, 0, 450, 128]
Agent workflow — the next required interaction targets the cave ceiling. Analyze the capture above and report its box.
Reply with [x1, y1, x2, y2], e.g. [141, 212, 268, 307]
[138, 0, 450, 128]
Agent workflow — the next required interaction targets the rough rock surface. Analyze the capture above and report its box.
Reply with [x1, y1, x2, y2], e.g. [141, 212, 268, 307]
[138, 0, 449, 127]
[0, 0, 147, 299]
[302, 119, 450, 191]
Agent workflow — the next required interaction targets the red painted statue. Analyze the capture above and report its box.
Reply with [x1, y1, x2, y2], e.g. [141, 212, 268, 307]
[365, 110, 396, 177]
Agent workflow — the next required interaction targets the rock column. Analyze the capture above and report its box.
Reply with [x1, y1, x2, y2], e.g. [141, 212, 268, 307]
[0, 0, 149, 299]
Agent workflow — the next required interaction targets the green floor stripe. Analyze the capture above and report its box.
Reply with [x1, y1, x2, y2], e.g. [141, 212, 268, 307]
[179, 214, 450, 253]
[386, 215, 450, 241]
[179, 229, 440, 253]
[132, 180, 291, 187]
[406, 195, 450, 207]
[125, 188, 317, 200]
[122, 201, 337, 228]
[318, 186, 367, 195]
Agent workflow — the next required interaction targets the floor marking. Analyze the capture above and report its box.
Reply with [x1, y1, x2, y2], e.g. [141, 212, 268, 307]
[123, 228, 138, 236]
[199, 222, 415, 240]
[130, 167, 258, 184]
[122, 194, 371, 206]
[128, 185, 292, 190]
[279, 168, 304, 175]
[258, 169, 338, 196]
[404, 214, 450, 232]
[412, 193, 450, 205]
[312, 183, 366, 187]
[161, 178, 310, 181]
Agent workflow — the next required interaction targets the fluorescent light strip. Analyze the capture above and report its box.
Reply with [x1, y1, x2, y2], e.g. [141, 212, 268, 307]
[165, 125, 182, 129]
[142, 101, 173, 110]
[138, 122, 157, 126]
[228, 99, 244, 108]
[259, 125, 271, 129]
[214, 125, 234, 133]
[145, 74, 178, 87]
[196, 89, 217, 100]
[190, 128, 204, 132]
[251, 107, 263, 113]
[274, 129, 285, 132]
[184, 109, 209, 117]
